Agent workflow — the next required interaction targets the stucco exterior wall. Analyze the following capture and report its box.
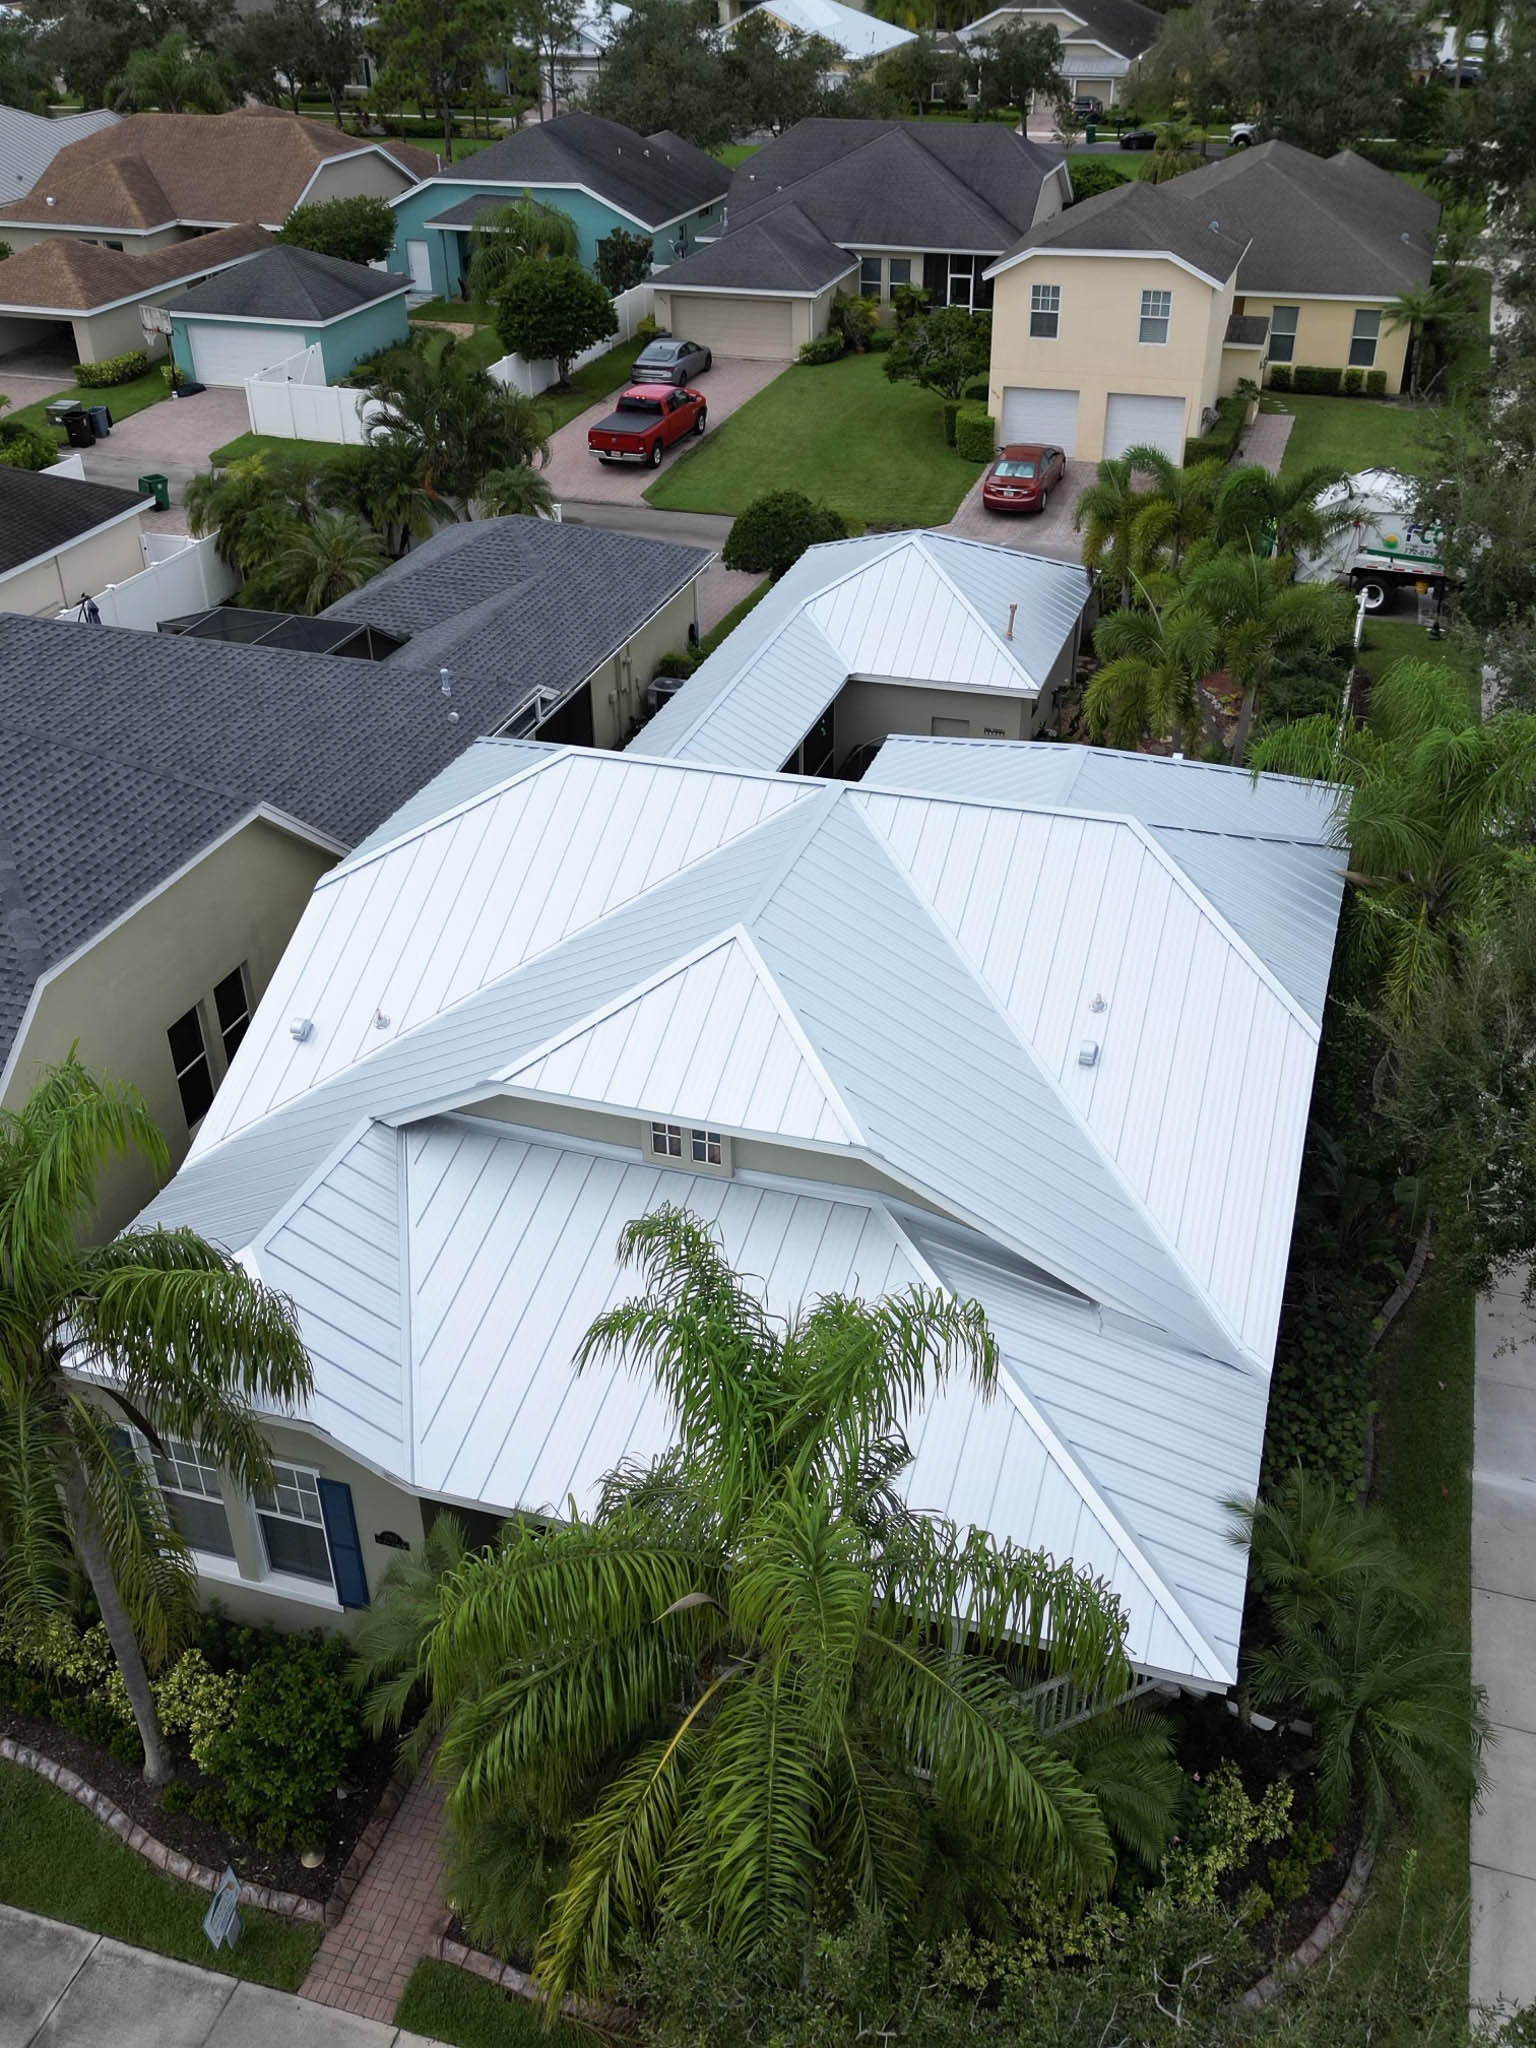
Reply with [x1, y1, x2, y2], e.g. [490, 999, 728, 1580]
[305, 150, 424, 210]
[72, 300, 167, 363]
[315, 294, 411, 379]
[1219, 345, 1265, 397]
[1241, 293, 1410, 393]
[834, 680, 1034, 758]
[2, 818, 336, 1239]
[587, 581, 698, 748]
[0, 224, 193, 255]
[988, 252, 1227, 463]
[0, 513, 144, 617]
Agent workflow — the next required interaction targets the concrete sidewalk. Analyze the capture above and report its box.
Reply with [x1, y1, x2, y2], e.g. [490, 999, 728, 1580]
[1470, 1270, 1536, 2015]
[0, 1905, 448, 2048]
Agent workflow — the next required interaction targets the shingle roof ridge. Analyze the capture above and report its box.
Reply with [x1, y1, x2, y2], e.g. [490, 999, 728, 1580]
[5, 719, 258, 817]
[1181, 142, 1427, 287]
[736, 122, 1021, 246]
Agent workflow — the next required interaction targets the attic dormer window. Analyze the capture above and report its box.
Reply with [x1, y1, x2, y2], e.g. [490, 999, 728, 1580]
[648, 1121, 731, 1175]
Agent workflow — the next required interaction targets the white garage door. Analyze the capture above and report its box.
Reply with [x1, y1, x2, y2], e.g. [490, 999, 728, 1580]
[1103, 392, 1187, 461]
[187, 321, 291, 388]
[1000, 386, 1079, 455]
[670, 294, 796, 360]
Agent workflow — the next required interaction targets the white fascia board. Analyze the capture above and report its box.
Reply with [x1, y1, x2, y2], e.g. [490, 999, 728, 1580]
[845, 669, 1039, 698]
[658, 279, 844, 299]
[985, 244, 1236, 287]
[958, 4, 1088, 39]
[0, 803, 348, 1103]
[841, 242, 999, 256]
[0, 218, 168, 235]
[1236, 283, 1401, 303]
[174, 292, 411, 329]
[410, 178, 725, 238]
[289, 145, 430, 214]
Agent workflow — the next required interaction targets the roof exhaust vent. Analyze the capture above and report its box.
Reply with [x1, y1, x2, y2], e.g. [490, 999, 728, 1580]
[1005, 601, 1017, 639]
[289, 1017, 314, 1043]
[1078, 1040, 1101, 1068]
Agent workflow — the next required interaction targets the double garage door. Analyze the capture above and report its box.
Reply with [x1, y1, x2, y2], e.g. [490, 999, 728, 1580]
[660, 294, 795, 361]
[999, 386, 1187, 462]
[184, 320, 292, 388]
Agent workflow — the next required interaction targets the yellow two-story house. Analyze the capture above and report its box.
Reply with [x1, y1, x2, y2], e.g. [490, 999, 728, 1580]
[986, 142, 1441, 463]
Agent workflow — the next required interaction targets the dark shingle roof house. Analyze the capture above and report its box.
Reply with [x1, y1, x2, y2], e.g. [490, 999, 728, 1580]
[417, 113, 728, 233]
[322, 518, 711, 689]
[1174, 142, 1440, 298]
[0, 520, 710, 1077]
[993, 176, 1249, 285]
[0, 110, 436, 236]
[647, 203, 856, 294]
[0, 468, 149, 577]
[958, 0, 1163, 66]
[168, 244, 409, 323]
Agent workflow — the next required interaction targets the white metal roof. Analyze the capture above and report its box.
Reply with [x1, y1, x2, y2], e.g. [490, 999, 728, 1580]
[0, 105, 118, 202]
[637, 533, 1092, 771]
[135, 741, 1345, 1687]
[734, 0, 917, 58]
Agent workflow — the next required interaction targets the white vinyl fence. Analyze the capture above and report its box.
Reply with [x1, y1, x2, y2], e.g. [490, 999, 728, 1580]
[245, 344, 387, 445]
[489, 279, 656, 399]
[55, 533, 237, 631]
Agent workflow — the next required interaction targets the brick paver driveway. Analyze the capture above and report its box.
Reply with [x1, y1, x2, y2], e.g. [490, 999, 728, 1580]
[80, 387, 251, 513]
[944, 459, 1094, 563]
[543, 357, 789, 507]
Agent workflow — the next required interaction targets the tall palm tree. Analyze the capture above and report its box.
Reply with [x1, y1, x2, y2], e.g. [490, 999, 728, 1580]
[334, 435, 441, 558]
[1385, 274, 1480, 401]
[465, 193, 581, 303]
[1211, 461, 1350, 559]
[1084, 593, 1219, 749]
[358, 1207, 1139, 2008]
[1122, 447, 1221, 571]
[1249, 658, 1536, 1015]
[1137, 119, 1204, 182]
[1074, 452, 1155, 608]
[0, 1059, 311, 1785]
[267, 509, 388, 613]
[109, 30, 230, 112]
[367, 336, 551, 516]
[1178, 549, 1355, 760]
[185, 452, 335, 578]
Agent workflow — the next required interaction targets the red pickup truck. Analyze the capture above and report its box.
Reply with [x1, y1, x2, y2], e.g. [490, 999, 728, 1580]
[588, 383, 707, 467]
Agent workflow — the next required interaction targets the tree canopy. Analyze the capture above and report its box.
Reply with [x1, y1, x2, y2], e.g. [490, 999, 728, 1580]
[278, 195, 397, 267]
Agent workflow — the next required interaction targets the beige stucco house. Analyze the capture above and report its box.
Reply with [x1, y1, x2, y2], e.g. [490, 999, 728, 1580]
[985, 144, 1440, 461]
[0, 466, 154, 617]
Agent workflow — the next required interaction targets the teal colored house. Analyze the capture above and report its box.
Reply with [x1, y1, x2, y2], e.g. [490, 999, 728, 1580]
[169, 245, 411, 388]
[387, 111, 729, 302]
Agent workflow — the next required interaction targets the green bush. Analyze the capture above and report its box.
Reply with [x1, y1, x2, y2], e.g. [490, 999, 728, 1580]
[954, 404, 996, 462]
[1265, 362, 1293, 392]
[1342, 367, 1364, 395]
[1293, 365, 1343, 395]
[1352, 138, 1446, 176]
[796, 331, 845, 365]
[202, 1634, 359, 1853]
[0, 427, 63, 470]
[890, 281, 929, 330]
[721, 489, 848, 580]
[651, 651, 695, 681]
[865, 325, 894, 352]
[941, 397, 962, 446]
[72, 349, 150, 388]
[830, 290, 878, 350]
[1182, 388, 1249, 467]
[493, 257, 617, 379]
[1067, 155, 1135, 201]
[1366, 368, 1388, 396]
[277, 195, 396, 266]
[962, 377, 989, 401]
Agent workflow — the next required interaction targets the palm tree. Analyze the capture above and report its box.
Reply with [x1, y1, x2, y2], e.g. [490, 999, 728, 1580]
[1249, 658, 1536, 1015]
[266, 509, 388, 613]
[465, 194, 581, 303]
[1234, 1472, 1487, 1832]
[1137, 119, 1204, 182]
[367, 337, 551, 516]
[474, 465, 555, 519]
[185, 452, 335, 579]
[358, 1207, 1140, 2008]
[333, 436, 441, 558]
[1123, 447, 1222, 571]
[1211, 461, 1351, 559]
[1084, 593, 1219, 749]
[1178, 549, 1355, 760]
[109, 30, 230, 112]
[1075, 452, 1155, 608]
[0, 1059, 311, 1785]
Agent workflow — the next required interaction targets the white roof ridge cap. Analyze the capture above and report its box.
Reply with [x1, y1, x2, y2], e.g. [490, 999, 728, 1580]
[325, 746, 570, 883]
[850, 800, 1264, 1369]
[741, 780, 845, 926]
[890, 1211, 1233, 1682]
[730, 923, 868, 1146]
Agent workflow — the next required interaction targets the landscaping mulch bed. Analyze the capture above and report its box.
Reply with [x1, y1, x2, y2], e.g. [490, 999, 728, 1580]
[0, 1701, 396, 1903]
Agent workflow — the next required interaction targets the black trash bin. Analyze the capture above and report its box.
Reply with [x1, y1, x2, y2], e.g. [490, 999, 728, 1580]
[63, 410, 94, 449]
[87, 404, 111, 438]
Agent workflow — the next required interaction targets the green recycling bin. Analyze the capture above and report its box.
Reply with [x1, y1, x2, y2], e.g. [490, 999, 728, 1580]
[1085, 120, 1097, 143]
[137, 472, 170, 512]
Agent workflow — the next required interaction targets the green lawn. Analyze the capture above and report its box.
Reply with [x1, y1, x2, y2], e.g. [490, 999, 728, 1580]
[644, 352, 978, 528]
[409, 299, 496, 327]
[714, 142, 760, 168]
[0, 1762, 321, 1989]
[1355, 617, 1482, 710]
[1308, 1279, 1475, 2036]
[1277, 394, 1431, 479]
[394, 1961, 587, 2047]
[5, 368, 170, 448]
[207, 430, 345, 466]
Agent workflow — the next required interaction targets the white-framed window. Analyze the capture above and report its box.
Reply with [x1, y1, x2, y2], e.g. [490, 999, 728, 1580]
[142, 1434, 235, 1558]
[1267, 303, 1299, 362]
[253, 1460, 333, 1585]
[948, 260, 974, 311]
[859, 255, 882, 297]
[167, 1004, 214, 1129]
[1349, 309, 1380, 368]
[888, 257, 912, 287]
[1139, 288, 1172, 345]
[212, 965, 251, 1063]
[1029, 283, 1060, 338]
[648, 1122, 731, 1174]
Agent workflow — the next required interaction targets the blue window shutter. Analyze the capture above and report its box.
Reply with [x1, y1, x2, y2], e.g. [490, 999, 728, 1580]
[317, 1479, 369, 1609]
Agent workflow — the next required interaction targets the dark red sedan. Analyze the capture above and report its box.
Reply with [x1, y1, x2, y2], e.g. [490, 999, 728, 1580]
[982, 443, 1066, 515]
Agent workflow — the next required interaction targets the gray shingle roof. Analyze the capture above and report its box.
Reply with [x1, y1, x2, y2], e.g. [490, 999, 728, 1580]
[1177, 142, 1439, 298]
[1225, 312, 1270, 346]
[0, 467, 147, 576]
[728, 118, 1064, 254]
[659, 203, 856, 293]
[989, 175, 1247, 282]
[170, 245, 409, 323]
[323, 517, 710, 686]
[958, 0, 1162, 58]
[411, 112, 728, 230]
[0, 519, 710, 1074]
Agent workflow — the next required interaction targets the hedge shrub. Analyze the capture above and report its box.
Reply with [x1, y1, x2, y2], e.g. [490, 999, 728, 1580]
[1266, 362, 1292, 392]
[1066, 155, 1135, 201]
[941, 397, 962, 446]
[1342, 367, 1364, 395]
[1182, 388, 1248, 467]
[721, 490, 848, 579]
[1366, 368, 1388, 396]
[954, 404, 996, 462]
[865, 325, 894, 352]
[72, 349, 150, 388]
[1293, 364, 1343, 395]
[797, 331, 845, 365]
[962, 377, 989, 402]
[0, 427, 64, 470]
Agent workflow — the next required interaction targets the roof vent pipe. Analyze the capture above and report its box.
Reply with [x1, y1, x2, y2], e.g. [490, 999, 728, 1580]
[1005, 601, 1016, 640]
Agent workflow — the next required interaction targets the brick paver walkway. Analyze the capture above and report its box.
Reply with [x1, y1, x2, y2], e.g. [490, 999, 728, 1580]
[300, 1760, 450, 2025]
[1238, 411, 1295, 475]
